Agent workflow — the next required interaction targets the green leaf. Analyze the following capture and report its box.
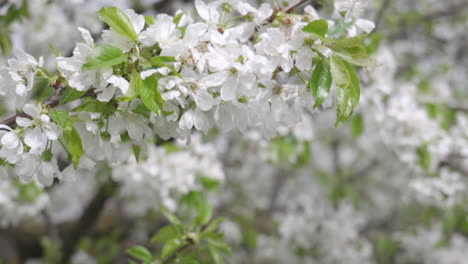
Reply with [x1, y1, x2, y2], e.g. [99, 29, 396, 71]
[209, 246, 223, 264]
[140, 75, 164, 116]
[132, 144, 141, 162]
[82, 45, 127, 71]
[328, 34, 367, 50]
[72, 99, 117, 115]
[417, 144, 431, 172]
[200, 177, 220, 190]
[159, 206, 182, 226]
[181, 191, 212, 225]
[161, 238, 184, 259]
[335, 60, 360, 125]
[309, 60, 332, 108]
[63, 122, 83, 169]
[126, 246, 153, 262]
[144, 15, 155, 25]
[0, 32, 12, 54]
[98, 7, 138, 41]
[151, 226, 181, 243]
[206, 238, 231, 255]
[203, 218, 223, 234]
[149, 59, 182, 79]
[49, 110, 69, 127]
[151, 56, 176, 63]
[59, 88, 87, 105]
[119, 69, 141, 102]
[303, 19, 328, 37]
[343, 60, 361, 108]
[329, 56, 349, 88]
[40, 148, 53, 162]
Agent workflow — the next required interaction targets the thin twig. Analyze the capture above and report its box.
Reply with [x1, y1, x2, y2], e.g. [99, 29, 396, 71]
[285, 0, 312, 13]
[0, 81, 66, 128]
[0, 83, 96, 129]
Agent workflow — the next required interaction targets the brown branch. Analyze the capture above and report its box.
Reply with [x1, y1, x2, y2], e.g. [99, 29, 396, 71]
[0, 83, 96, 129]
[285, 0, 312, 14]
[0, 81, 66, 128]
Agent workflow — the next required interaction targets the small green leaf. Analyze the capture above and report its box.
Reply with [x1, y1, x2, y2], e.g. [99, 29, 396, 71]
[328, 34, 367, 50]
[206, 238, 231, 255]
[329, 56, 349, 88]
[144, 15, 155, 25]
[132, 144, 141, 162]
[119, 69, 141, 102]
[140, 75, 164, 116]
[63, 122, 83, 169]
[335, 60, 360, 125]
[173, 13, 184, 26]
[151, 226, 181, 243]
[303, 19, 328, 37]
[209, 246, 223, 264]
[126, 246, 153, 262]
[82, 45, 127, 71]
[200, 177, 220, 190]
[59, 88, 87, 105]
[40, 148, 53, 162]
[161, 238, 184, 259]
[149, 59, 182, 79]
[203, 218, 223, 234]
[159, 206, 182, 226]
[151, 56, 176, 63]
[309, 60, 332, 108]
[98, 7, 138, 41]
[72, 99, 117, 115]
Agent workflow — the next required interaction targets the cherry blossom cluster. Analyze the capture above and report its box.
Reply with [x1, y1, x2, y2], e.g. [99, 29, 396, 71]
[0, 0, 373, 187]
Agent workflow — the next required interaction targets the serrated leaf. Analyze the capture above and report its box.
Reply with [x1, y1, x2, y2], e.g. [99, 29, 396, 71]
[303, 19, 328, 37]
[98, 7, 137, 41]
[161, 238, 183, 259]
[82, 45, 127, 71]
[140, 75, 164, 116]
[126, 246, 153, 262]
[151, 226, 181, 243]
[63, 122, 83, 169]
[309, 60, 332, 108]
[335, 60, 360, 125]
[59, 88, 87, 105]
[72, 99, 117, 115]
[329, 56, 349, 88]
